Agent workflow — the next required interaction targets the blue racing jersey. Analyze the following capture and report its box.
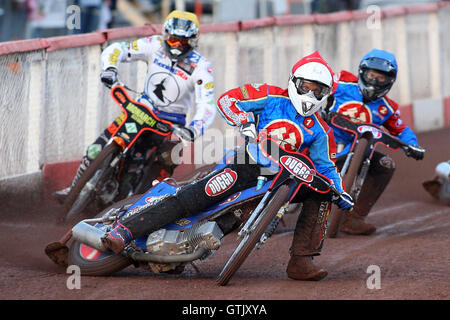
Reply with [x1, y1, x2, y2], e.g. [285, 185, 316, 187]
[217, 83, 345, 193]
[328, 70, 418, 157]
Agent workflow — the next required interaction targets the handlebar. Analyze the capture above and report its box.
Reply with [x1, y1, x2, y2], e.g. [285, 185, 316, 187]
[109, 81, 195, 143]
[171, 124, 195, 142]
[328, 111, 425, 155]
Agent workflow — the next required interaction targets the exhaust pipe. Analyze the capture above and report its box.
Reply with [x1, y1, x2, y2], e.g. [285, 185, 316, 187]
[72, 221, 211, 263]
[129, 247, 209, 263]
[71, 221, 108, 252]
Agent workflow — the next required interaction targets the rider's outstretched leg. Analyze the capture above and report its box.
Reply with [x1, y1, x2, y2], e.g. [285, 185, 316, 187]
[101, 156, 266, 253]
[52, 132, 110, 203]
[340, 152, 395, 235]
[287, 198, 331, 281]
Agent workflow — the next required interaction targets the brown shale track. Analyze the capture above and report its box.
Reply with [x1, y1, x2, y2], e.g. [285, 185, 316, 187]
[0, 127, 449, 300]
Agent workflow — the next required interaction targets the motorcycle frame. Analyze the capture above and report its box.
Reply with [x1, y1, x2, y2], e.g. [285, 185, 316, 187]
[326, 112, 415, 237]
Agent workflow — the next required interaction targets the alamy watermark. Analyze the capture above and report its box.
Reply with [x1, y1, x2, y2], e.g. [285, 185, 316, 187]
[366, 264, 381, 289]
[66, 265, 81, 290]
[66, 5, 81, 30]
[366, 5, 382, 30]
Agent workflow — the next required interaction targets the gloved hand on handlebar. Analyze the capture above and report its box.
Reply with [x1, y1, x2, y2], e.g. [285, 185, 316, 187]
[333, 191, 354, 211]
[173, 125, 196, 142]
[100, 67, 118, 88]
[239, 122, 257, 141]
[403, 145, 425, 161]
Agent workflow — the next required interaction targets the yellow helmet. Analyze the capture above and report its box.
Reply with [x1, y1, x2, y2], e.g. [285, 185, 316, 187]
[163, 10, 200, 61]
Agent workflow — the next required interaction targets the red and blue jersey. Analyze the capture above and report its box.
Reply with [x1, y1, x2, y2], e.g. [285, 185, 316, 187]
[217, 83, 345, 193]
[328, 71, 418, 156]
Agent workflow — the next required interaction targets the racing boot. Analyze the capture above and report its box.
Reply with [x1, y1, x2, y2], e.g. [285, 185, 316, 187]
[286, 199, 330, 281]
[287, 255, 328, 281]
[101, 222, 133, 254]
[340, 211, 376, 235]
[52, 135, 108, 204]
[52, 187, 71, 204]
[340, 154, 395, 236]
[51, 156, 90, 204]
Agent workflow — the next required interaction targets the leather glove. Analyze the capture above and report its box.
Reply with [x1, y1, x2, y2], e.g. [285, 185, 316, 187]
[239, 122, 257, 141]
[100, 67, 118, 88]
[333, 191, 354, 211]
[403, 145, 425, 161]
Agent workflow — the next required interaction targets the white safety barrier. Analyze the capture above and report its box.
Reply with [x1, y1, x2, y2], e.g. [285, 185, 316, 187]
[0, 3, 449, 190]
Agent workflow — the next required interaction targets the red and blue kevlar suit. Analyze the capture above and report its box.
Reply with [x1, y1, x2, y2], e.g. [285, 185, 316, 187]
[214, 83, 346, 256]
[217, 83, 345, 195]
[328, 71, 418, 156]
[325, 70, 420, 233]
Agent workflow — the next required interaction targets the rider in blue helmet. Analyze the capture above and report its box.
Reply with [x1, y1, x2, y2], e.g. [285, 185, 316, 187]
[323, 48, 425, 236]
[358, 49, 398, 102]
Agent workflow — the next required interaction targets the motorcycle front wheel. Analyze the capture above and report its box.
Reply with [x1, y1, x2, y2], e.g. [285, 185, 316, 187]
[216, 184, 290, 286]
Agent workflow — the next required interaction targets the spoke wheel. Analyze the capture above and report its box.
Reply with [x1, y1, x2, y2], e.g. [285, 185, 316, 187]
[216, 185, 290, 286]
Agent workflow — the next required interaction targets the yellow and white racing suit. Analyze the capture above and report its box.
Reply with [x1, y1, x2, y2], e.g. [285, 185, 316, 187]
[101, 35, 216, 137]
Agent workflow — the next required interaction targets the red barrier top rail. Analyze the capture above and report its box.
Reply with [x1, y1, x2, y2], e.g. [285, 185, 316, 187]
[0, 2, 449, 55]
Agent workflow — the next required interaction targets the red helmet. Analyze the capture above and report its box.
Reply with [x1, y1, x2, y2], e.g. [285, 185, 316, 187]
[288, 51, 337, 117]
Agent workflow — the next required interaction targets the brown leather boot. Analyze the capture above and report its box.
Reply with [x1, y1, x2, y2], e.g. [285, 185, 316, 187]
[340, 211, 376, 235]
[286, 255, 328, 281]
[338, 153, 395, 236]
[101, 222, 132, 254]
[287, 199, 330, 281]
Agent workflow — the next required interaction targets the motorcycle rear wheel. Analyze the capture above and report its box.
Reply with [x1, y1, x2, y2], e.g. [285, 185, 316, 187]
[216, 184, 290, 286]
[326, 137, 370, 238]
[63, 142, 121, 224]
[67, 195, 141, 276]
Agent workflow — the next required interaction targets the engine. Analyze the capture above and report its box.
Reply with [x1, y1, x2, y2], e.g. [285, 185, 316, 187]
[144, 221, 224, 273]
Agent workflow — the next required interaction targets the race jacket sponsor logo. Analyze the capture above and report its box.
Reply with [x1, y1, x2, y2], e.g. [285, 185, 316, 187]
[122, 195, 170, 220]
[280, 156, 314, 182]
[337, 102, 372, 123]
[357, 125, 382, 139]
[263, 119, 303, 152]
[205, 168, 238, 197]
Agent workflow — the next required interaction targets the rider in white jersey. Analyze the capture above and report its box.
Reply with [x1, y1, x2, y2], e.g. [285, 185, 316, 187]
[100, 32, 216, 135]
[53, 10, 216, 201]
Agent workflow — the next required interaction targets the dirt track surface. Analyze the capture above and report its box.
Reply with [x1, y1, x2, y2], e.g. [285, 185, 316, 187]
[1, 127, 449, 301]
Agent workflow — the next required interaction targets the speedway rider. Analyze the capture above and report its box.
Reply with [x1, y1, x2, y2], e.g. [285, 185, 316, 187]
[323, 48, 425, 235]
[53, 10, 216, 202]
[101, 51, 354, 281]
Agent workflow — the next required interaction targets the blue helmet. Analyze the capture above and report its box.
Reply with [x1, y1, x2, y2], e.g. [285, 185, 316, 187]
[358, 49, 398, 101]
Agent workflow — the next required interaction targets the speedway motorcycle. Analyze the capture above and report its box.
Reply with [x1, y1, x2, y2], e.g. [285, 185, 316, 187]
[60, 84, 194, 223]
[325, 112, 426, 238]
[46, 135, 351, 285]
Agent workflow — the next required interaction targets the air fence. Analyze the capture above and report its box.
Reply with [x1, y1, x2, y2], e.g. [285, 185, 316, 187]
[0, 3, 449, 201]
